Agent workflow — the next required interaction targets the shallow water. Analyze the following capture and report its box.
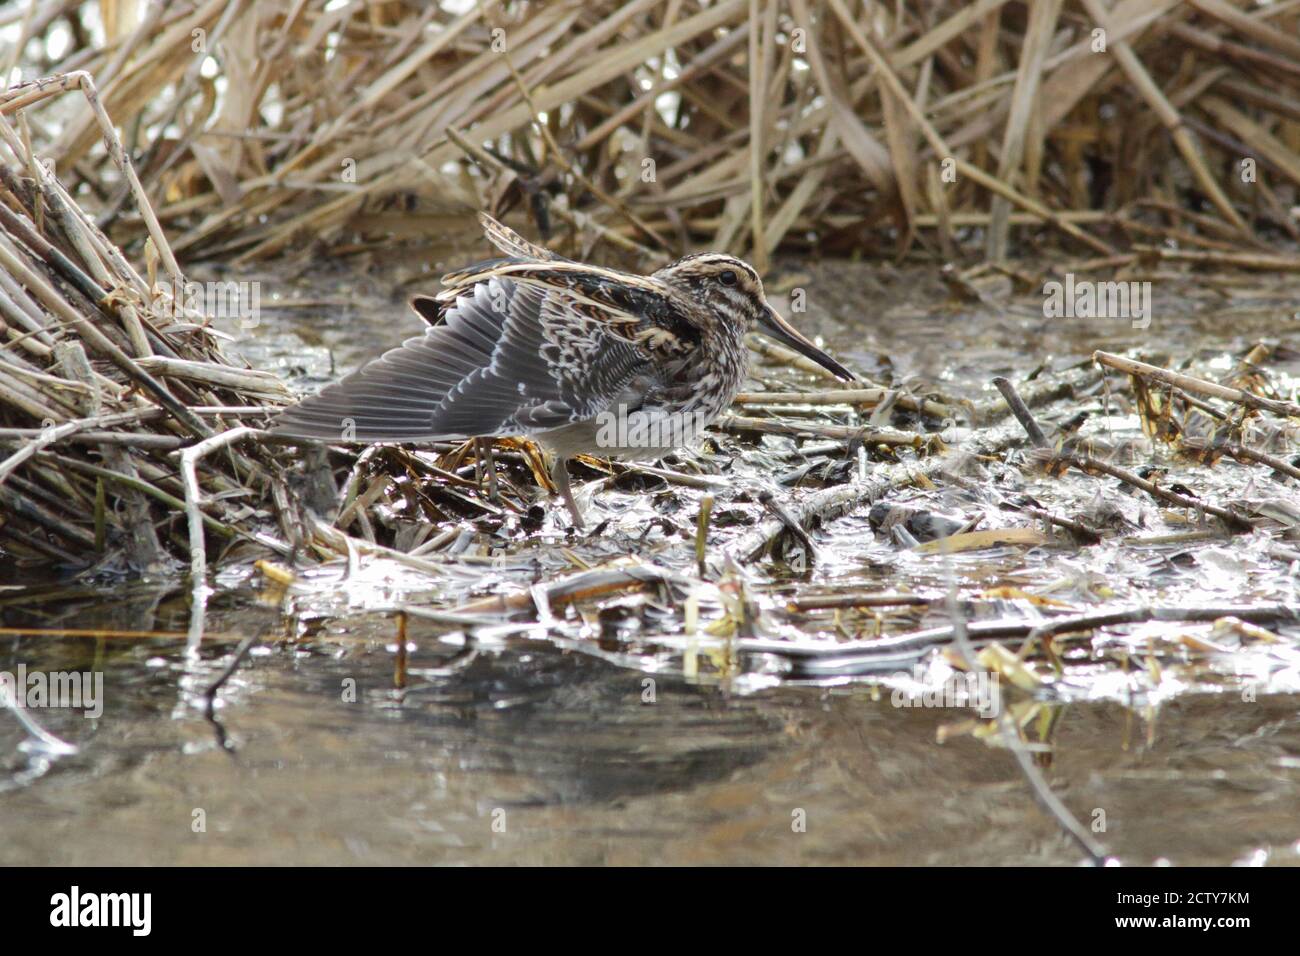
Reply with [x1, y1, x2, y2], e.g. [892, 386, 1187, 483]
[4, 585, 1298, 865]
[2, 244, 1299, 865]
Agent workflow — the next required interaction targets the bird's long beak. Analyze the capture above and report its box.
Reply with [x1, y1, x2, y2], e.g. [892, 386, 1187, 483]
[758, 306, 855, 381]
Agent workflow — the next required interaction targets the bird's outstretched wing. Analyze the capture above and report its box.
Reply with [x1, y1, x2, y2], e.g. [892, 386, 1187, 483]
[270, 277, 654, 444]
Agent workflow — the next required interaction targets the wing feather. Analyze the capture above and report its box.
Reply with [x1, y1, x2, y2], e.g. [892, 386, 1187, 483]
[271, 277, 653, 444]
[477, 212, 567, 262]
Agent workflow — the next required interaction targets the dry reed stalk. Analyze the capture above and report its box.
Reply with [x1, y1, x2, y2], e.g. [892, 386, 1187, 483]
[1094, 350, 1300, 419]
[985, 0, 1061, 261]
[0, 72, 300, 575]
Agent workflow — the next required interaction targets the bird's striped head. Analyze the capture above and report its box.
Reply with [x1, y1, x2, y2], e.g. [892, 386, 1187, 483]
[654, 253, 767, 333]
[653, 253, 855, 382]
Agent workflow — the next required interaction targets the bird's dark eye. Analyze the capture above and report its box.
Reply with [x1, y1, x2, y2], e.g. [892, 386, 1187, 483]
[719, 270, 737, 286]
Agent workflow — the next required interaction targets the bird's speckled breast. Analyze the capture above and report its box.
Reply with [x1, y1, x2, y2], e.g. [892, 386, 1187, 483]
[538, 322, 749, 461]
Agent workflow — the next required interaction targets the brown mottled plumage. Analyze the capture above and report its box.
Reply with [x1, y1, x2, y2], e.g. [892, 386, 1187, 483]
[272, 214, 854, 528]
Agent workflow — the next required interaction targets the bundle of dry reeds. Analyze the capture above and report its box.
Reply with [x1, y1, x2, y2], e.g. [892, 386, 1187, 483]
[7, 0, 1300, 272]
[0, 72, 296, 572]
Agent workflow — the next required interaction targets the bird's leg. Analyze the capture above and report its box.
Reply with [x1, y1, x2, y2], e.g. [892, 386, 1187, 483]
[550, 455, 586, 530]
[475, 438, 499, 503]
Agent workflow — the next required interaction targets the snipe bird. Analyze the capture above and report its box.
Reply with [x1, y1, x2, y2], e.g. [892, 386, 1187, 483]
[271, 214, 854, 528]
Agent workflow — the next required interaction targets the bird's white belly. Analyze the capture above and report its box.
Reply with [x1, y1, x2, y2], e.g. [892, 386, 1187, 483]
[538, 404, 717, 461]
